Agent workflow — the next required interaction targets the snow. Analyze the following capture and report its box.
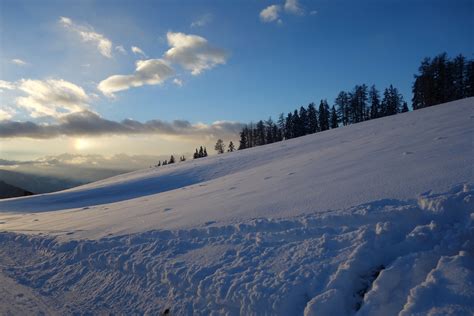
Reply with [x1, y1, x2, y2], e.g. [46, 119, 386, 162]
[0, 98, 473, 314]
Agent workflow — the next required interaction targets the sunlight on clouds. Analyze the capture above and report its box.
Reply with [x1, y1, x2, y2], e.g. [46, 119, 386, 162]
[98, 59, 174, 96]
[59, 16, 113, 58]
[73, 138, 93, 151]
[15, 79, 89, 118]
[164, 32, 227, 75]
[260, 5, 281, 23]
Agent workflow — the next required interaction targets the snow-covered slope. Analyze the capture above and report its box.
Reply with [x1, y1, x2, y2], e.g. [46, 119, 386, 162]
[0, 98, 473, 315]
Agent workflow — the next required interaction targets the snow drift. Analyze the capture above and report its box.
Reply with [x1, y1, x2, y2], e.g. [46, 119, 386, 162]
[0, 98, 473, 315]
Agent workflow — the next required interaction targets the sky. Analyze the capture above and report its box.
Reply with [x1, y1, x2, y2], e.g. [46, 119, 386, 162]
[0, 0, 473, 167]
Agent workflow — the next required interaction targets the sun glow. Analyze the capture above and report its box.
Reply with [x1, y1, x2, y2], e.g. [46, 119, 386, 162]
[74, 138, 92, 151]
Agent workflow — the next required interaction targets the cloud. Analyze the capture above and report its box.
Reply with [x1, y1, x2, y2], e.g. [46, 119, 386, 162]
[164, 32, 227, 75]
[0, 110, 244, 139]
[15, 79, 90, 118]
[131, 46, 147, 57]
[59, 16, 113, 58]
[310, 10, 318, 15]
[98, 59, 175, 96]
[173, 78, 183, 87]
[0, 107, 15, 120]
[284, 0, 304, 15]
[260, 5, 282, 23]
[11, 59, 27, 66]
[115, 45, 127, 55]
[191, 13, 212, 28]
[0, 80, 16, 91]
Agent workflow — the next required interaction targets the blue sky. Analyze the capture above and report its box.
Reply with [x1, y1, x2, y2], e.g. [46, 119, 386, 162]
[0, 0, 473, 160]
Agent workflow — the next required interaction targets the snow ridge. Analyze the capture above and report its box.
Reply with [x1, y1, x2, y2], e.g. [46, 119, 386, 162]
[1, 184, 473, 315]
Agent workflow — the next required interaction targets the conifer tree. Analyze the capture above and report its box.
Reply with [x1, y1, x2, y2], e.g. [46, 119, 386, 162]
[203, 147, 208, 157]
[369, 85, 380, 119]
[299, 106, 309, 136]
[277, 113, 286, 140]
[238, 127, 248, 150]
[307, 102, 319, 133]
[228, 141, 235, 152]
[335, 91, 350, 126]
[318, 100, 330, 131]
[330, 105, 339, 129]
[169, 155, 175, 164]
[193, 149, 199, 159]
[401, 102, 409, 113]
[214, 139, 225, 154]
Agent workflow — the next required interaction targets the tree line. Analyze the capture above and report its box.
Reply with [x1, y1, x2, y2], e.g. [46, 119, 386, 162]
[154, 52, 473, 166]
[237, 83, 408, 150]
[412, 53, 474, 110]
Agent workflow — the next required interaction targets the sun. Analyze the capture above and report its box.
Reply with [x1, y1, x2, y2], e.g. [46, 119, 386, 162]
[74, 138, 92, 151]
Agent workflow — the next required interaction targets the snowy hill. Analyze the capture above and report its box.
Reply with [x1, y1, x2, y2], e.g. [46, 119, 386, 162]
[0, 98, 473, 315]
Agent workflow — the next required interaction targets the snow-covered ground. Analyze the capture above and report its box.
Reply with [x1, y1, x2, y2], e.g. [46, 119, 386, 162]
[0, 98, 473, 315]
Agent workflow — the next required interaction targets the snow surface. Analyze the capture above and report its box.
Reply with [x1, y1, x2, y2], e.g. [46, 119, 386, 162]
[0, 98, 473, 315]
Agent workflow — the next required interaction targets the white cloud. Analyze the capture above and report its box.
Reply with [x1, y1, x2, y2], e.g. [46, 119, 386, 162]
[164, 32, 227, 75]
[98, 59, 175, 96]
[131, 46, 147, 57]
[59, 16, 113, 58]
[15, 79, 90, 118]
[284, 0, 304, 15]
[0, 107, 15, 120]
[260, 5, 281, 23]
[115, 45, 127, 55]
[0, 80, 16, 91]
[173, 78, 183, 87]
[310, 10, 318, 15]
[11, 59, 27, 66]
[191, 13, 212, 28]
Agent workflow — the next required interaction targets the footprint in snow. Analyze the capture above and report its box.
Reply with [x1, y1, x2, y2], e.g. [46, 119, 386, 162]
[82, 206, 90, 210]
[288, 172, 295, 175]
[228, 187, 237, 190]
[402, 151, 413, 155]
[264, 176, 272, 180]
[0, 221, 5, 224]
[163, 208, 173, 212]
[434, 136, 445, 140]
[66, 232, 74, 235]
[199, 184, 207, 187]
[33, 219, 39, 222]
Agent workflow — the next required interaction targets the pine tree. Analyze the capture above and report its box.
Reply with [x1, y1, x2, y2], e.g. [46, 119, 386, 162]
[335, 91, 350, 126]
[285, 112, 293, 139]
[203, 147, 208, 157]
[369, 85, 380, 119]
[199, 146, 204, 158]
[256, 120, 266, 146]
[307, 102, 319, 133]
[193, 149, 199, 159]
[330, 105, 339, 129]
[292, 110, 302, 137]
[180, 155, 186, 162]
[169, 155, 175, 164]
[401, 102, 409, 113]
[277, 113, 286, 140]
[215, 139, 225, 154]
[228, 141, 235, 152]
[318, 100, 330, 131]
[299, 106, 309, 136]
[238, 127, 248, 150]
[265, 117, 275, 144]
[163, 160, 168, 165]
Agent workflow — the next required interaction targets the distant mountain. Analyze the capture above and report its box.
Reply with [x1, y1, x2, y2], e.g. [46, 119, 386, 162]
[0, 169, 84, 194]
[0, 181, 34, 199]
